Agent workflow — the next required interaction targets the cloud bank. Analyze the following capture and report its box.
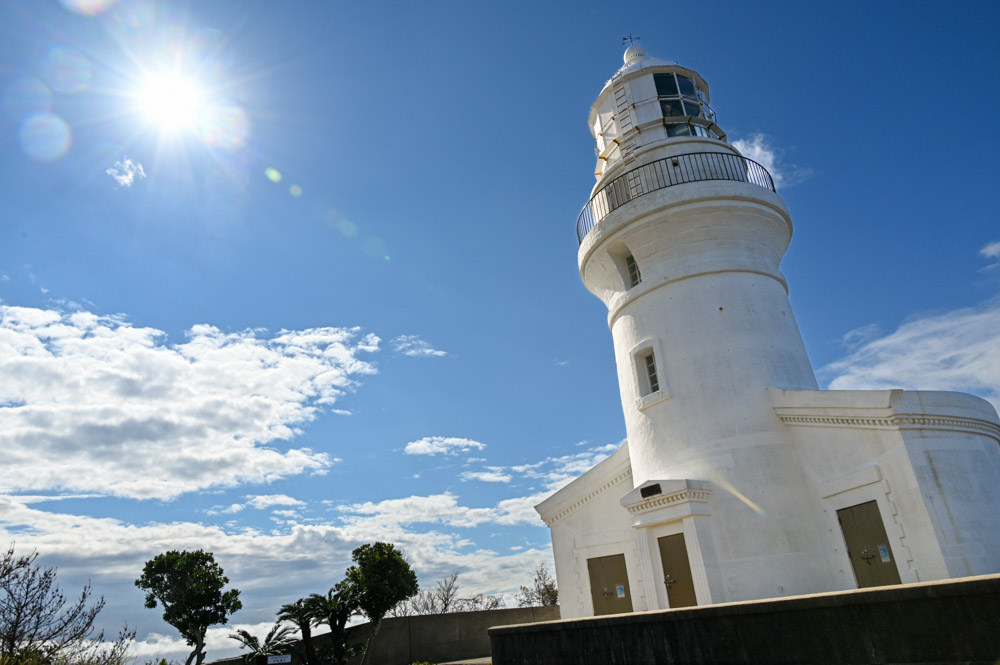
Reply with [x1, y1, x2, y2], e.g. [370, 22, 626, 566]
[0, 304, 379, 499]
[821, 299, 1000, 409]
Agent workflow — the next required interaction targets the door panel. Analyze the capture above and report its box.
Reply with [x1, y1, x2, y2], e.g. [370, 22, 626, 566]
[657, 533, 697, 608]
[586, 553, 633, 616]
[837, 500, 902, 588]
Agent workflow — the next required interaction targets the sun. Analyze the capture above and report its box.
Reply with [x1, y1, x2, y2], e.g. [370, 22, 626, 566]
[136, 72, 206, 133]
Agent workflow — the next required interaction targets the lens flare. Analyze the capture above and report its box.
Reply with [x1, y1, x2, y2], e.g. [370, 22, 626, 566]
[289, 185, 302, 197]
[709, 471, 765, 516]
[198, 104, 249, 149]
[42, 48, 92, 94]
[59, 0, 118, 16]
[265, 168, 282, 183]
[187, 28, 232, 78]
[3, 77, 52, 120]
[363, 236, 388, 260]
[20, 113, 72, 161]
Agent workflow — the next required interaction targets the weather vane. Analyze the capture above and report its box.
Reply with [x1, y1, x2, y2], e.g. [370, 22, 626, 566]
[622, 34, 640, 46]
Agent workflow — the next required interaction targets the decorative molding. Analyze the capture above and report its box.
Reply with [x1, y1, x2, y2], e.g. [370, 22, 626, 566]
[777, 413, 1000, 443]
[542, 467, 633, 526]
[623, 486, 712, 517]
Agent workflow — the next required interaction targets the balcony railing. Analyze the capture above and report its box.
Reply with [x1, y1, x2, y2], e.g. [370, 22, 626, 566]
[576, 151, 776, 244]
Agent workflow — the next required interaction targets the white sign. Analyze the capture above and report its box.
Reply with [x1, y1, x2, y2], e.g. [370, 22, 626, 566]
[267, 656, 292, 664]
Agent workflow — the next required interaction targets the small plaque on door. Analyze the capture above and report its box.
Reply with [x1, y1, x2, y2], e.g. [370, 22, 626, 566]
[616, 584, 625, 599]
[878, 545, 890, 563]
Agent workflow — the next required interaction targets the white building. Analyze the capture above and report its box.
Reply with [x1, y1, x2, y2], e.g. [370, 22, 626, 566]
[536, 44, 1000, 619]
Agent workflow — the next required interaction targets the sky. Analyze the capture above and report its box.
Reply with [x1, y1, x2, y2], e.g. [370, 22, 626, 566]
[1, 0, 998, 661]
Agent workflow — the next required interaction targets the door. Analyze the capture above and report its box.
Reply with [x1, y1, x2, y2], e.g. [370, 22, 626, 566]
[657, 533, 697, 608]
[587, 553, 633, 615]
[837, 500, 902, 588]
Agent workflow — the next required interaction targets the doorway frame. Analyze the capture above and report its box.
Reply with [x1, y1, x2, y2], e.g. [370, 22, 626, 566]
[819, 465, 916, 586]
[573, 528, 646, 614]
[620, 479, 716, 609]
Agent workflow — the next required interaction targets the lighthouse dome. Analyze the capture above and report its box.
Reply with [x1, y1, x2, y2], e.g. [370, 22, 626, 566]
[624, 44, 647, 63]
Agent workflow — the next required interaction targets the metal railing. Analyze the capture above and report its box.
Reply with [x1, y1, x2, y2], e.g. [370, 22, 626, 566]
[576, 151, 776, 244]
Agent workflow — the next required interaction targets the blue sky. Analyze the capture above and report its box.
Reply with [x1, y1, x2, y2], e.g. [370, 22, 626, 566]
[1, 0, 998, 660]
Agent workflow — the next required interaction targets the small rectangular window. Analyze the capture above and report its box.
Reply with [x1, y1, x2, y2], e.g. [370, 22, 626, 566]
[644, 352, 659, 394]
[625, 254, 642, 287]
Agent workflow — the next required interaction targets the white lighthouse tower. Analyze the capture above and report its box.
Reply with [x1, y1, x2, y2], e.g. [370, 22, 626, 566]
[537, 44, 1000, 619]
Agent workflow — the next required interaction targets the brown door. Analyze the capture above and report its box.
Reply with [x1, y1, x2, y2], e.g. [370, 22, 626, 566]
[587, 553, 633, 615]
[657, 533, 697, 608]
[837, 500, 902, 588]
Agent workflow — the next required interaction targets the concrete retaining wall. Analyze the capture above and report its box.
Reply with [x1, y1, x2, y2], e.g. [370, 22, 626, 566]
[344, 605, 559, 665]
[489, 575, 1000, 665]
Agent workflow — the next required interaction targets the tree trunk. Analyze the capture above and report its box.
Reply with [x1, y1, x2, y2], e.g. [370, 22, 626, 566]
[302, 624, 314, 665]
[185, 630, 206, 665]
[358, 619, 381, 665]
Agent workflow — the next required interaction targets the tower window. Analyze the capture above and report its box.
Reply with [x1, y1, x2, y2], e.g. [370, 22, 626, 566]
[641, 350, 660, 396]
[625, 254, 642, 288]
[654, 72, 716, 124]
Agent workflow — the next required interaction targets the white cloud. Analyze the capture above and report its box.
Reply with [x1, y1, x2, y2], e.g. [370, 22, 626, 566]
[732, 133, 812, 189]
[403, 436, 485, 456]
[206, 494, 305, 515]
[821, 298, 1000, 409]
[338, 493, 498, 529]
[0, 274, 9, 282]
[0, 435, 608, 662]
[980, 240, 1000, 270]
[509, 443, 621, 491]
[106, 157, 146, 187]
[206, 503, 245, 515]
[245, 494, 305, 510]
[391, 335, 447, 357]
[0, 304, 379, 499]
[460, 468, 512, 483]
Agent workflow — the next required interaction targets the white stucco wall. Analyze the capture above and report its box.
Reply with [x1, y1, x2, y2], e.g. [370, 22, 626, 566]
[536, 444, 642, 619]
[772, 388, 1000, 583]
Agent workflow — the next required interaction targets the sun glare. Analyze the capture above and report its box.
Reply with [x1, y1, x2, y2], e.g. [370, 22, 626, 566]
[137, 72, 205, 132]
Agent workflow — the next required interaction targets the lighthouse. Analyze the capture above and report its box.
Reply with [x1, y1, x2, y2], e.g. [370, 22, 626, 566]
[536, 44, 1000, 619]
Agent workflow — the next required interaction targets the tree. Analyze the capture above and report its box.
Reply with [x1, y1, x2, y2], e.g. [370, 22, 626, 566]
[275, 598, 316, 665]
[0, 544, 134, 665]
[304, 581, 360, 665]
[458, 592, 505, 612]
[396, 573, 459, 616]
[344, 543, 417, 665]
[229, 623, 295, 664]
[515, 563, 558, 607]
[135, 550, 242, 665]
[390, 573, 504, 616]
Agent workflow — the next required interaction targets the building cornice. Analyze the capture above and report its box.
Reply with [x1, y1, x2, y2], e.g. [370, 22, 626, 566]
[776, 414, 1000, 444]
[623, 486, 712, 517]
[540, 466, 632, 527]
